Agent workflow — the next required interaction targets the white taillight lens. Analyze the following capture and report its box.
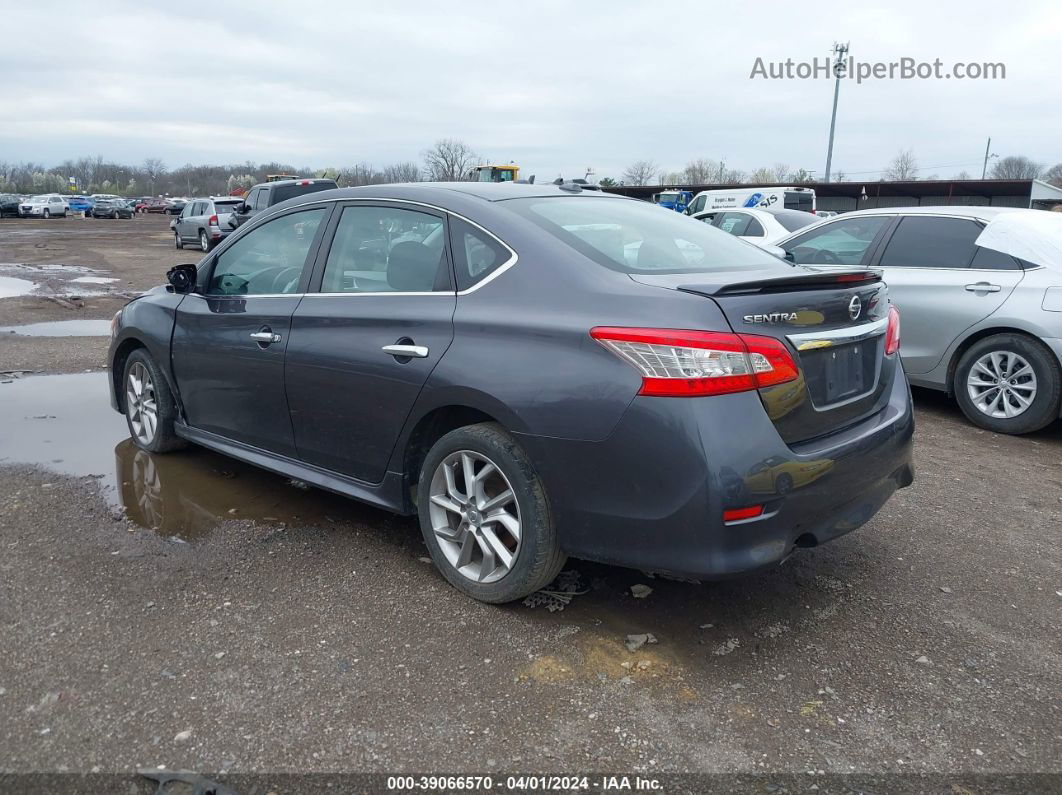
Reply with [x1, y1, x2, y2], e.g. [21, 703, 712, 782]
[590, 327, 799, 397]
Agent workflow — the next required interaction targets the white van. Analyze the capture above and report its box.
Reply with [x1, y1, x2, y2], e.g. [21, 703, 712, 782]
[685, 186, 816, 215]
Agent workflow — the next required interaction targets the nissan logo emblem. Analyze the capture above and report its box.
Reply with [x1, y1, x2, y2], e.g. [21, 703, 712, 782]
[848, 295, 862, 321]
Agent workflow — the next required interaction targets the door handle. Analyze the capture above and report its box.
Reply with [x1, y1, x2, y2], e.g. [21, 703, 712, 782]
[965, 282, 1001, 293]
[250, 331, 281, 344]
[382, 344, 429, 358]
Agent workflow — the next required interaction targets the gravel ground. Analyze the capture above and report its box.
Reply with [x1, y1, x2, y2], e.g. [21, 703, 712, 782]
[0, 217, 1059, 789]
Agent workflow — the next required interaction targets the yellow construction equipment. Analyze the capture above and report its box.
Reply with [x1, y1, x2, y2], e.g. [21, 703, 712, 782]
[470, 164, 520, 183]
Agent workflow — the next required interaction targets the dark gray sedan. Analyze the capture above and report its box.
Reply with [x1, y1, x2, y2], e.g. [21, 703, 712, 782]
[107, 183, 913, 603]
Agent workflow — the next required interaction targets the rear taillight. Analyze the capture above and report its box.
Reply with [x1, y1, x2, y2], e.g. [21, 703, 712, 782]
[885, 305, 900, 355]
[208, 214, 218, 226]
[590, 327, 799, 397]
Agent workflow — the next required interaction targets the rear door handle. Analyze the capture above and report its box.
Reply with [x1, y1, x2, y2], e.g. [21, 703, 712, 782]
[382, 344, 429, 358]
[250, 331, 281, 344]
[965, 282, 1001, 293]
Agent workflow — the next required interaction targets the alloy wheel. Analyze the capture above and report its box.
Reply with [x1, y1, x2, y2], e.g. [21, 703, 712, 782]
[428, 450, 521, 583]
[200, 232, 209, 252]
[966, 351, 1037, 419]
[126, 361, 159, 445]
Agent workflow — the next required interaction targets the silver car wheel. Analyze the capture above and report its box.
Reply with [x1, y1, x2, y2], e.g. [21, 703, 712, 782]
[200, 232, 209, 252]
[428, 450, 521, 584]
[126, 361, 159, 445]
[966, 351, 1037, 419]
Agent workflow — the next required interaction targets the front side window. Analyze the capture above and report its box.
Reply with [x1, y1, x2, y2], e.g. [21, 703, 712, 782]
[785, 216, 890, 266]
[508, 196, 781, 275]
[320, 205, 448, 294]
[878, 216, 981, 269]
[208, 207, 326, 296]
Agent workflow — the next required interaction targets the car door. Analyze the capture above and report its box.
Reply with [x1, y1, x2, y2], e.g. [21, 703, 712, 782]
[867, 215, 1025, 374]
[51, 196, 65, 216]
[284, 202, 457, 482]
[170, 204, 332, 456]
[175, 203, 194, 240]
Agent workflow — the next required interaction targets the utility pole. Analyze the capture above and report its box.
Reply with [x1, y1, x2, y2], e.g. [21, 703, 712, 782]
[823, 41, 849, 183]
[982, 137, 995, 179]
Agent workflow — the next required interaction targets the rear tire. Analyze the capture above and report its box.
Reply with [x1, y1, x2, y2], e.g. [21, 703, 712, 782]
[199, 231, 210, 252]
[122, 349, 186, 453]
[953, 333, 1061, 434]
[417, 423, 566, 604]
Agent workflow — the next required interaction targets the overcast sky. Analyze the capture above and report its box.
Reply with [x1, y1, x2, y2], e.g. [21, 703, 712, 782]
[2, 0, 1058, 181]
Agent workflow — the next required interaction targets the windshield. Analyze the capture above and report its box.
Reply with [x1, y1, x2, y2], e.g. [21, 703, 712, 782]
[507, 197, 787, 275]
[272, 182, 335, 204]
[28, 196, 50, 204]
[213, 201, 241, 213]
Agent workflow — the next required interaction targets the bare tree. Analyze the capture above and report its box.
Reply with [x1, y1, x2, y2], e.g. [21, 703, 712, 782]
[989, 156, 1043, 180]
[786, 168, 815, 184]
[883, 149, 919, 181]
[682, 158, 716, 184]
[660, 171, 685, 185]
[622, 159, 660, 186]
[142, 157, 166, 195]
[381, 162, 421, 183]
[955, 170, 972, 180]
[423, 139, 481, 182]
[1044, 163, 1062, 187]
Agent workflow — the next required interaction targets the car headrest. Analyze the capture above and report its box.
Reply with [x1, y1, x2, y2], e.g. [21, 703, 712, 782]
[387, 241, 439, 292]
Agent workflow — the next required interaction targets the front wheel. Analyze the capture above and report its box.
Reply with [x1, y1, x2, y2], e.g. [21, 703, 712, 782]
[122, 349, 185, 453]
[417, 423, 565, 603]
[43, 209, 50, 219]
[954, 333, 1062, 434]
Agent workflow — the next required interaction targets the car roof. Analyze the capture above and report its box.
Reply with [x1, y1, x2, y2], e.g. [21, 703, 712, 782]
[841, 205, 1037, 221]
[284, 182, 623, 204]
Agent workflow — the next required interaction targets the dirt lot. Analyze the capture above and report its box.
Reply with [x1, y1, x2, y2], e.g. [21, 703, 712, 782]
[0, 216, 1059, 789]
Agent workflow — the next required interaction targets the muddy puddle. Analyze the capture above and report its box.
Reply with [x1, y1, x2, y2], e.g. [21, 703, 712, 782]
[0, 319, 111, 337]
[0, 276, 38, 299]
[0, 372, 389, 540]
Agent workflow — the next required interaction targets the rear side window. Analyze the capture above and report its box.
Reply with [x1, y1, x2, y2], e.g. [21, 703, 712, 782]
[714, 212, 755, 236]
[320, 205, 449, 293]
[784, 191, 814, 211]
[508, 197, 779, 275]
[969, 246, 1021, 270]
[785, 216, 890, 266]
[771, 209, 818, 233]
[879, 216, 981, 269]
[449, 217, 512, 290]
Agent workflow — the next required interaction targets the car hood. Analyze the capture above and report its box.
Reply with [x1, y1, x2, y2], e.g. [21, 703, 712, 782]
[976, 210, 1062, 270]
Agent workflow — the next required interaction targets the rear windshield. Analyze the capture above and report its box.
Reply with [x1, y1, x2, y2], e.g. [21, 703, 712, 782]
[213, 201, 241, 213]
[770, 209, 819, 232]
[272, 181, 337, 204]
[507, 196, 785, 275]
[784, 191, 814, 211]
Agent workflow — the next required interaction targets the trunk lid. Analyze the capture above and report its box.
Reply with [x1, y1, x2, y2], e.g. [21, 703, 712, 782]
[630, 268, 896, 444]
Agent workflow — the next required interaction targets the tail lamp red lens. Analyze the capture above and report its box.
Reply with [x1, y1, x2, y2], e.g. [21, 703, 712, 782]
[723, 505, 765, 522]
[589, 327, 800, 397]
[208, 214, 218, 227]
[885, 305, 900, 355]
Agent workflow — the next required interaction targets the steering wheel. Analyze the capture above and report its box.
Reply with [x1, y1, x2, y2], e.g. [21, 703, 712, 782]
[270, 266, 302, 294]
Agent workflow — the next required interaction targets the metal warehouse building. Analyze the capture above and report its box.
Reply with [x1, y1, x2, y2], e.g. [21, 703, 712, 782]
[604, 178, 1062, 212]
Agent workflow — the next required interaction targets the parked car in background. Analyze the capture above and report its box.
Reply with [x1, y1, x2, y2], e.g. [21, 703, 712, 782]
[776, 206, 1062, 434]
[228, 178, 338, 228]
[166, 198, 188, 215]
[19, 194, 68, 218]
[0, 194, 21, 217]
[692, 207, 818, 246]
[172, 197, 243, 251]
[90, 193, 121, 201]
[815, 210, 839, 218]
[143, 198, 170, 214]
[89, 198, 134, 219]
[65, 195, 94, 214]
[108, 182, 912, 604]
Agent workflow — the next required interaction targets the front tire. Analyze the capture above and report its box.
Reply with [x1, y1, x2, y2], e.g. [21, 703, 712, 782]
[417, 423, 565, 603]
[43, 209, 50, 219]
[122, 349, 185, 453]
[954, 333, 1061, 434]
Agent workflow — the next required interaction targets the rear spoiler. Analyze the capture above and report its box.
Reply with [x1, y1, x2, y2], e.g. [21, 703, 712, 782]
[685, 269, 882, 297]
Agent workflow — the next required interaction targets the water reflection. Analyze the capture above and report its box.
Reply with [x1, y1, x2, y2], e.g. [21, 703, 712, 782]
[113, 439, 389, 539]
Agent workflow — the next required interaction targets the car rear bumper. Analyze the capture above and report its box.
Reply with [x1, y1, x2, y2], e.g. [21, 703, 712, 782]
[516, 367, 914, 579]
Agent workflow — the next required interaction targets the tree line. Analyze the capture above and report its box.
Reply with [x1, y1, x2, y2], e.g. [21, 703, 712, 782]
[2, 139, 1059, 194]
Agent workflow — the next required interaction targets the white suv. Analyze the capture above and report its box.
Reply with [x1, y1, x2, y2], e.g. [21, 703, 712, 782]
[19, 194, 68, 218]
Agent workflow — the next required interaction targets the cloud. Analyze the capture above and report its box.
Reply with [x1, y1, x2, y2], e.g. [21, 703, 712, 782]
[1, 0, 1059, 179]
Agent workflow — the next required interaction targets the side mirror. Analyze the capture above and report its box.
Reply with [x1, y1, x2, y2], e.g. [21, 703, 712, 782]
[166, 263, 198, 293]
